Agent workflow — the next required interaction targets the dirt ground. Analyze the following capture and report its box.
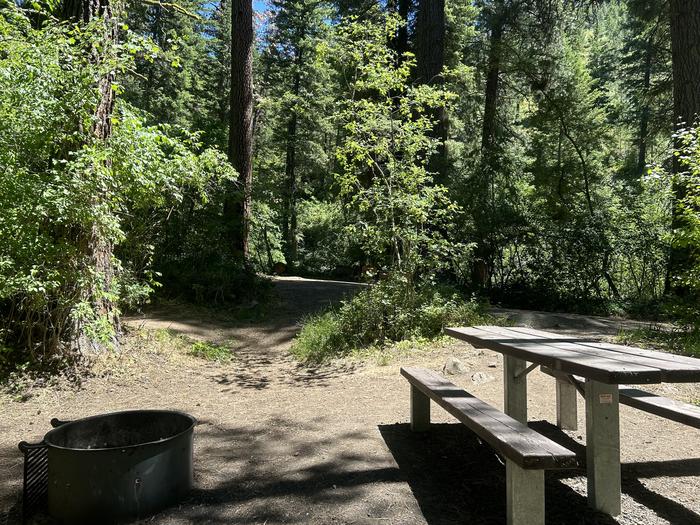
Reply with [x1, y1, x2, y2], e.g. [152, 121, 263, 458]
[1, 276, 699, 525]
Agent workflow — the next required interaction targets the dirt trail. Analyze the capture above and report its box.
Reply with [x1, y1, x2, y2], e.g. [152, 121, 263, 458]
[1, 277, 699, 525]
[128, 276, 366, 389]
[489, 307, 670, 338]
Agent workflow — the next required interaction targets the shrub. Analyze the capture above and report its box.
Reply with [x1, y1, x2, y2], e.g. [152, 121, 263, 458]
[296, 200, 355, 276]
[0, 8, 240, 356]
[666, 126, 700, 326]
[616, 326, 700, 358]
[291, 274, 496, 362]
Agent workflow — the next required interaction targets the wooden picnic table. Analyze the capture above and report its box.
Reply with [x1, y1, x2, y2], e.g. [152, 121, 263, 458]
[445, 325, 700, 517]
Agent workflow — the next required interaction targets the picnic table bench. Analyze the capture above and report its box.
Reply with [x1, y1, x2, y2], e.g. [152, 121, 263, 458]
[443, 325, 700, 517]
[540, 366, 700, 430]
[401, 367, 577, 525]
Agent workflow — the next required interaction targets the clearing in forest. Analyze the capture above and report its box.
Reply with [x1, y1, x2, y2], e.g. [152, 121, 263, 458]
[1, 277, 699, 525]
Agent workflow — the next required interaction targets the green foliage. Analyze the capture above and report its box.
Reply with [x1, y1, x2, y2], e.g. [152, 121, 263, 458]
[296, 200, 355, 276]
[456, 3, 673, 313]
[616, 327, 700, 359]
[0, 6, 237, 356]
[122, 0, 221, 141]
[291, 274, 496, 362]
[189, 340, 234, 362]
[660, 125, 700, 324]
[1, 0, 696, 369]
[0, 12, 115, 353]
[248, 201, 286, 273]
[254, 0, 337, 267]
[331, 12, 464, 279]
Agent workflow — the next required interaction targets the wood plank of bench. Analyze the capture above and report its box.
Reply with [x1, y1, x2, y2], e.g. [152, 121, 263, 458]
[540, 367, 700, 429]
[618, 389, 700, 429]
[400, 367, 578, 470]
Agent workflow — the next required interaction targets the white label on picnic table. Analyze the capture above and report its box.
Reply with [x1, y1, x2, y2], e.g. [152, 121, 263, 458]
[599, 393, 613, 404]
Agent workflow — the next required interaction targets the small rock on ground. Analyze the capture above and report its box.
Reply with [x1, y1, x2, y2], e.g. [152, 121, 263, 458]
[443, 356, 466, 375]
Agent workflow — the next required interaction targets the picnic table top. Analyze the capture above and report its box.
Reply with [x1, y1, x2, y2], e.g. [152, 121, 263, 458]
[445, 325, 700, 385]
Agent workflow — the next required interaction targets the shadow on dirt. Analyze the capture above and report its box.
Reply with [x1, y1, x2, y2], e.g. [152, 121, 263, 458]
[5, 419, 700, 525]
[4, 417, 403, 525]
[380, 421, 700, 525]
[144, 417, 405, 524]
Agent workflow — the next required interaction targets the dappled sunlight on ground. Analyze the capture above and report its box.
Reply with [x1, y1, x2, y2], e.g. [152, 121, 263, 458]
[1, 278, 699, 524]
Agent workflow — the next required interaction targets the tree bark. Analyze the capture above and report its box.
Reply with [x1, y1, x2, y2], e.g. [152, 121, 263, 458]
[415, 0, 447, 182]
[473, 6, 505, 291]
[388, 0, 410, 61]
[667, 0, 700, 295]
[60, 0, 119, 351]
[415, 0, 445, 86]
[637, 36, 653, 176]
[670, 0, 700, 129]
[61, 0, 111, 22]
[227, 0, 254, 262]
[481, 13, 504, 157]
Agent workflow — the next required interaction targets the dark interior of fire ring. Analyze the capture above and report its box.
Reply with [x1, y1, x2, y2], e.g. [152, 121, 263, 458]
[44, 411, 193, 450]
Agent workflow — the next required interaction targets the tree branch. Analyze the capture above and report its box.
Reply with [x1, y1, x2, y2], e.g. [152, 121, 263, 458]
[138, 0, 201, 20]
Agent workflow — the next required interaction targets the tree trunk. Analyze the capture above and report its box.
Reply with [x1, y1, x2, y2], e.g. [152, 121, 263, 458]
[60, 0, 120, 351]
[415, 0, 447, 182]
[670, 0, 700, 128]
[481, 15, 504, 157]
[415, 0, 445, 85]
[143, 3, 163, 115]
[667, 0, 700, 295]
[473, 8, 505, 291]
[388, 0, 410, 61]
[227, 0, 254, 262]
[637, 36, 653, 176]
[282, 51, 302, 268]
[61, 0, 110, 22]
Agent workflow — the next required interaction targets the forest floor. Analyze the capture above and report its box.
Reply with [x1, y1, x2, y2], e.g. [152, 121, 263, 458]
[1, 276, 699, 525]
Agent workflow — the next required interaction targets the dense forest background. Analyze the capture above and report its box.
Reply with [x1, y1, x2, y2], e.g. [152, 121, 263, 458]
[1, 0, 699, 365]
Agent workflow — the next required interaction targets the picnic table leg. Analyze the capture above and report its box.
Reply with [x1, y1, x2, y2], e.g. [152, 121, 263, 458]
[504, 355, 528, 423]
[410, 384, 430, 432]
[556, 377, 578, 430]
[506, 459, 545, 525]
[585, 379, 621, 516]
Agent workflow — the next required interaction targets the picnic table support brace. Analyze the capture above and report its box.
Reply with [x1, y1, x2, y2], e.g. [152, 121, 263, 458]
[504, 356, 528, 423]
[585, 379, 621, 516]
[556, 376, 578, 430]
[506, 459, 545, 525]
[514, 362, 539, 379]
[410, 384, 430, 432]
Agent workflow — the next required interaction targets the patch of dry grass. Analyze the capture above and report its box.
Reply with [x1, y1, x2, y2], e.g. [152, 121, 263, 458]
[1, 327, 236, 402]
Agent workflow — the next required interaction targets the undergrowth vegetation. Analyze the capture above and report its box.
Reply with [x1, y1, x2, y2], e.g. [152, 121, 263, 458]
[291, 276, 498, 363]
[189, 340, 235, 362]
[0, 8, 244, 357]
[616, 326, 700, 358]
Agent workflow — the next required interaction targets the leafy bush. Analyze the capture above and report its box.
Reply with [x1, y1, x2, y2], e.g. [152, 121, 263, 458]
[0, 8, 238, 356]
[296, 200, 356, 277]
[331, 12, 466, 280]
[291, 274, 496, 362]
[249, 201, 286, 273]
[666, 126, 700, 325]
[616, 327, 700, 358]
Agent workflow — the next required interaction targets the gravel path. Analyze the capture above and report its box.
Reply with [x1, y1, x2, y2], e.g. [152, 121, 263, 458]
[1, 277, 698, 525]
